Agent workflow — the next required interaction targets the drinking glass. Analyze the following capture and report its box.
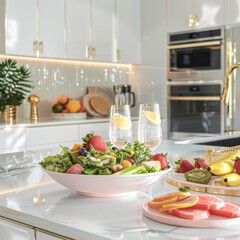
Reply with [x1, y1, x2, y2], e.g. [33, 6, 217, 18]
[138, 103, 162, 150]
[109, 105, 133, 148]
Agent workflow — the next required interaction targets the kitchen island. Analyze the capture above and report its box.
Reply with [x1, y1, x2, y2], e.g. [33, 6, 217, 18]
[0, 140, 240, 240]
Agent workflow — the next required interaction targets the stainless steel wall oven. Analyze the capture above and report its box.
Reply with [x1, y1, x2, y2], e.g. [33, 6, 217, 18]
[167, 27, 225, 81]
[167, 81, 224, 139]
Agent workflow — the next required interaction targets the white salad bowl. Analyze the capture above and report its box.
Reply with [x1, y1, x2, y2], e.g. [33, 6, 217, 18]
[43, 166, 172, 197]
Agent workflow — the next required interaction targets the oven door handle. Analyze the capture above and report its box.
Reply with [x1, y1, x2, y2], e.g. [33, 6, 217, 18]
[167, 40, 222, 50]
[167, 96, 221, 101]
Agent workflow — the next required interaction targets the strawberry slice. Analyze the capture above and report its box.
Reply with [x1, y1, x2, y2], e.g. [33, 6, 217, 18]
[175, 159, 194, 173]
[66, 163, 83, 174]
[152, 153, 169, 170]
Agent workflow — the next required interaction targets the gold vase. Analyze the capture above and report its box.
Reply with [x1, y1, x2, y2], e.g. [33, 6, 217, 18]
[3, 105, 17, 124]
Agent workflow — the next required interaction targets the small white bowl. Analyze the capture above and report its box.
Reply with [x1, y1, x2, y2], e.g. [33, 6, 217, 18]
[43, 167, 172, 197]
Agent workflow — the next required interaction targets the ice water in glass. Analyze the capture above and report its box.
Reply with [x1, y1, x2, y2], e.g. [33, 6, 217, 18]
[109, 105, 133, 148]
[138, 103, 162, 150]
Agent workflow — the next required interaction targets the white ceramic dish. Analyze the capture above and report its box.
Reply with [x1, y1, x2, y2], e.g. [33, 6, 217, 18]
[51, 112, 87, 120]
[142, 203, 240, 228]
[43, 167, 172, 197]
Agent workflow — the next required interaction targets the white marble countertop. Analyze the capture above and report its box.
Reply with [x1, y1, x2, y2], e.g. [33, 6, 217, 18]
[0, 116, 139, 129]
[0, 141, 240, 240]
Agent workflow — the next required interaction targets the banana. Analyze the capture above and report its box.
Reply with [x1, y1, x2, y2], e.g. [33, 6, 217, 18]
[221, 173, 240, 187]
[209, 150, 240, 165]
[209, 161, 234, 176]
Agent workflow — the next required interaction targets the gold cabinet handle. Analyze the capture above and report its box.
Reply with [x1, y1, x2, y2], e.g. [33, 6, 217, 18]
[39, 41, 44, 53]
[86, 46, 91, 59]
[189, 14, 199, 27]
[116, 49, 120, 61]
[91, 47, 96, 58]
[33, 40, 38, 53]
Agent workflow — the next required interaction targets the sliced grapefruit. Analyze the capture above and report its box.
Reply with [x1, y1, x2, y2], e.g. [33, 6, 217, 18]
[210, 202, 240, 218]
[194, 195, 225, 210]
[159, 195, 199, 211]
[169, 207, 210, 220]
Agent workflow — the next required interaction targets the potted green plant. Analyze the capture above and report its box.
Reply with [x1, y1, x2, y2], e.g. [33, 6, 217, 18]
[0, 59, 34, 122]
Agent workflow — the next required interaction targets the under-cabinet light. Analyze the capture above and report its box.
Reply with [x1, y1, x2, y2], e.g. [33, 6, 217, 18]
[0, 55, 132, 69]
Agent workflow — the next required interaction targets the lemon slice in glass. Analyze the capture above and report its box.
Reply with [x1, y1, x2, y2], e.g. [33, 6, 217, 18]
[143, 111, 161, 125]
[112, 113, 132, 130]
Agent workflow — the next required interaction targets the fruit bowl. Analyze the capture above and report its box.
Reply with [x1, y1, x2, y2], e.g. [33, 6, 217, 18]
[51, 112, 87, 120]
[43, 166, 172, 197]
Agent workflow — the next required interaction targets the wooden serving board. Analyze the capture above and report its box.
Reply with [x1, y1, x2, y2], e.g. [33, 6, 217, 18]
[89, 96, 110, 116]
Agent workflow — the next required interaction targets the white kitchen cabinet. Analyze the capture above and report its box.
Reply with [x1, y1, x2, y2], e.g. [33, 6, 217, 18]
[225, 0, 240, 26]
[167, 0, 224, 33]
[5, 0, 37, 56]
[66, 0, 114, 62]
[66, 0, 90, 60]
[115, 0, 141, 64]
[0, 127, 26, 153]
[25, 125, 78, 150]
[36, 230, 69, 240]
[38, 0, 65, 58]
[91, 0, 115, 61]
[79, 122, 110, 141]
[4, 0, 65, 58]
[0, 217, 35, 240]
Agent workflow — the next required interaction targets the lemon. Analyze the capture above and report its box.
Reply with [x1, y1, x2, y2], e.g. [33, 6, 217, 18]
[143, 111, 161, 124]
[112, 113, 132, 130]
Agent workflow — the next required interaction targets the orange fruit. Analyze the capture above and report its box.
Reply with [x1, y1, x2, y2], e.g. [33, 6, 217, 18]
[148, 192, 190, 210]
[152, 192, 190, 202]
[66, 100, 81, 113]
[159, 195, 199, 211]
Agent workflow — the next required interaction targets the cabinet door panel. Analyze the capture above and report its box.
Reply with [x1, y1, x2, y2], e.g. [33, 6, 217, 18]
[26, 125, 78, 149]
[91, 0, 115, 61]
[38, 0, 65, 58]
[36, 231, 65, 240]
[167, 0, 192, 33]
[0, 218, 34, 240]
[116, 0, 141, 64]
[79, 123, 109, 140]
[195, 0, 224, 28]
[6, 0, 36, 56]
[66, 0, 90, 60]
[225, 0, 240, 25]
[0, 128, 26, 153]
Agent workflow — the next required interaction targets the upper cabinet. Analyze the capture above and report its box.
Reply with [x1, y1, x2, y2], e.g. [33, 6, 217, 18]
[66, 0, 115, 62]
[66, 0, 91, 60]
[225, 0, 240, 26]
[38, 0, 65, 58]
[167, 0, 224, 33]
[115, 0, 141, 64]
[5, 0, 37, 56]
[1, 0, 140, 64]
[5, 0, 65, 58]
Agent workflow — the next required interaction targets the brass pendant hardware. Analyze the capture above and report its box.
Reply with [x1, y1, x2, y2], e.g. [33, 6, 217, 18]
[3, 105, 16, 124]
[188, 14, 199, 27]
[28, 94, 40, 122]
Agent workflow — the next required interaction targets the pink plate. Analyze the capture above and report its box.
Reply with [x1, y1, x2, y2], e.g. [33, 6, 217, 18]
[142, 203, 240, 228]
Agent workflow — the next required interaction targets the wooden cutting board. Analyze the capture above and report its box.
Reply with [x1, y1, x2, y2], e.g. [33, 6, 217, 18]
[89, 96, 110, 116]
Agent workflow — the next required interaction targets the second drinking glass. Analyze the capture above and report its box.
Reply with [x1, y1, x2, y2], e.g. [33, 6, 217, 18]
[109, 105, 133, 148]
[138, 103, 162, 151]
